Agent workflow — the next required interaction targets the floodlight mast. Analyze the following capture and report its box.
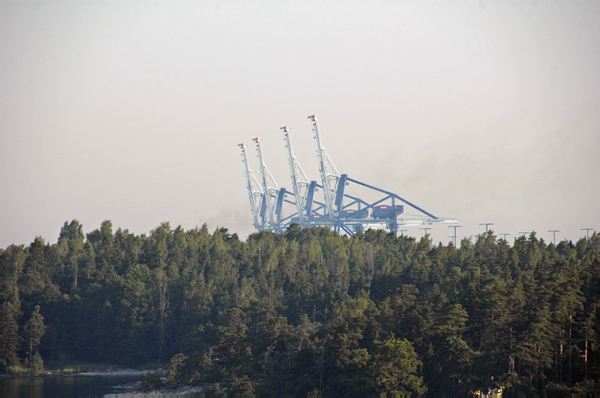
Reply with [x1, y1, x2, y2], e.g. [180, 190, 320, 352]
[253, 137, 284, 231]
[282, 126, 311, 226]
[582, 228, 595, 239]
[309, 115, 340, 221]
[238, 143, 264, 230]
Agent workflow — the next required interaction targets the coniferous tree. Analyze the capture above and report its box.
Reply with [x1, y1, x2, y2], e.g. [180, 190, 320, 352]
[24, 305, 46, 363]
[0, 300, 20, 368]
[2, 221, 600, 394]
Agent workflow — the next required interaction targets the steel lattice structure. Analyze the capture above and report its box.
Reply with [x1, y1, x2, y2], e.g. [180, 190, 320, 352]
[239, 115, 457, 235]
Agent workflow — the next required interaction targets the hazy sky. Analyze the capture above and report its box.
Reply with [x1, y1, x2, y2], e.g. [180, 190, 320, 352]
[2, 0, 599, 248]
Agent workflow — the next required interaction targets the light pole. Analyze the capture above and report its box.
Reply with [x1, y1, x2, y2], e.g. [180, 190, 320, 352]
[549, 230, 560, 245]
[499, 233, 510, 241]
[399, 229, 408, 236]
[582, 228, 595, 239]
[420, 227, 431, 236]
[519, 232, 530, 238]
[448, 225, 462, 246]
[480, 223, 494, 233]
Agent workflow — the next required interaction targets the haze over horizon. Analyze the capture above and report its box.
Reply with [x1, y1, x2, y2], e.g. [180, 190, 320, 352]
[1, 1, 599, 249]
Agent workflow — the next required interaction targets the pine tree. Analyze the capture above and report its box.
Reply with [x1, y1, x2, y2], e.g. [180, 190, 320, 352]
[0, 300, 20, 368]
[368, 337, 426, 394]
[24, 305, 46, 363]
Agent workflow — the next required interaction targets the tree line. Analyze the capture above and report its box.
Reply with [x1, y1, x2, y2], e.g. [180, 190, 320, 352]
[1, 220, 599, 396]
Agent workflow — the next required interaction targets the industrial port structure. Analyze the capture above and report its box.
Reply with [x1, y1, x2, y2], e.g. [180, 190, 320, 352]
[239, 115, 457, 235]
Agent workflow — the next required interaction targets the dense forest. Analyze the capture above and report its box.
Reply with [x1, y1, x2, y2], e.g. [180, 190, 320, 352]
[1, 220, 599, 396]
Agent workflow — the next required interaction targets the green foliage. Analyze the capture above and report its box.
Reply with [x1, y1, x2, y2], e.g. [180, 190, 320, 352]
[140, 371, 165, 392]
[368, 337, 426, 394]
[0, 301, 20, 369]
[2, 222, 600, 395]
[204, 382, 224, 397]
[6, 364, 30, 376]
[165, 353, 188, 387]
[30, 351, 44, 373]
[227, 374, 257, 395]
[24, 305, 46, 361]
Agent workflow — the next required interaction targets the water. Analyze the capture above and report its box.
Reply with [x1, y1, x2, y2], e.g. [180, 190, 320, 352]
[105, 394, 204, 398]
[0, 374, 144, 398]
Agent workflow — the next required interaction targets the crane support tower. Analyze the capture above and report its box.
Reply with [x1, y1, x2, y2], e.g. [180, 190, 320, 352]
[282, 126, 313, 226]
[309, 115, 341, 221]
[252, 137, 288, 233]
[238, 143, 265, 230]
[239, 115, 457, 235]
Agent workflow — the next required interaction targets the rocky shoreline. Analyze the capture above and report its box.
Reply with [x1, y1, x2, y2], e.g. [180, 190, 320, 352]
[0, 367, 152, 378]
[99, 369, 207, 395]
[71, 368, 151, 377]
[109, 381, 205, 395]
[1, 368, 208, 396]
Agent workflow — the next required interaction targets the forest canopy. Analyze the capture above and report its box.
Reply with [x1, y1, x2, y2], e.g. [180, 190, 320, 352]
[1, 220, 599, 396]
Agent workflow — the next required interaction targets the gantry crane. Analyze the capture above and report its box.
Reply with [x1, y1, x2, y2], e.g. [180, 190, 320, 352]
[252, 137, 288, 232]
[240, 115, 457, 235]
[308, 115, 341, 221]
[282, 126, 315, 226]
[238, 143, 265, 230]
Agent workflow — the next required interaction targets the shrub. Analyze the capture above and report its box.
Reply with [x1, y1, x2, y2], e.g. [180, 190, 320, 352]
[140, 371, 164, 392]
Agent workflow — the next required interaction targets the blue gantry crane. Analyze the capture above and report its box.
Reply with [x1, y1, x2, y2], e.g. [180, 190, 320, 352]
[282, 126, 313, 227]
[239, 115, 457, 235]
[238, 143, 268, 230]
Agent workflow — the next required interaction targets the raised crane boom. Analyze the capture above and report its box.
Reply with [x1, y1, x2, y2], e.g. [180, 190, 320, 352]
[281, 126, 314, 226]
[238, 143, 265, 230]
[308, 115, 341, 221]
[240, 115, 458, 236]
[253, 137, 286, 231]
